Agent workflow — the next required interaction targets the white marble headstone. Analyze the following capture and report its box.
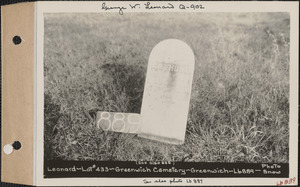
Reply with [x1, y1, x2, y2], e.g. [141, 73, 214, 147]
[139, 39, 195, 145]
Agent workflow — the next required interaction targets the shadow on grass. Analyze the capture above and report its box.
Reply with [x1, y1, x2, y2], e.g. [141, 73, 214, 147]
[45, 63, 147, 161]
[96, 63, 146, 113]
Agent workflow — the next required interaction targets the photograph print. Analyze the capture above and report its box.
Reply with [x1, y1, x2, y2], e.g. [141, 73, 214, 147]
[43, 12, 290, 178]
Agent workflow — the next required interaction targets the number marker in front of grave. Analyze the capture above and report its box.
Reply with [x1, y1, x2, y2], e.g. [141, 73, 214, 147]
[96, 112, 141, 134]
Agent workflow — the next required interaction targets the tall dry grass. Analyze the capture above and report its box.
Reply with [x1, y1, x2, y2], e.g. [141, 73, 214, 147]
[44, 12, 289, 162]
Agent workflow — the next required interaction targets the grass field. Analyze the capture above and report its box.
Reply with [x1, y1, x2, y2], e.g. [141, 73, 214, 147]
[44, 12, 290, 163]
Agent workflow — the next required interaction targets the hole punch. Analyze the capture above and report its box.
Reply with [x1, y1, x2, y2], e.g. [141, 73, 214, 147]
[12, 141, 21, 150]
[13, 35, 22, 45]
[3, 144, 13, 155]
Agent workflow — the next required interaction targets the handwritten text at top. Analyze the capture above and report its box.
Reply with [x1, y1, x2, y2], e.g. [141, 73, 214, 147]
[101, 2, 205, 15]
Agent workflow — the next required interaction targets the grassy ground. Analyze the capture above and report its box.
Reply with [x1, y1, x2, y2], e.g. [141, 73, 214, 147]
[44, 13, 290, 163]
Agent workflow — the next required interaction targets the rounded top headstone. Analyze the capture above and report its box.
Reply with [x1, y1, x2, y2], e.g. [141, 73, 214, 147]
[140, 39, 195, 145]
[149, 39, 195, 67]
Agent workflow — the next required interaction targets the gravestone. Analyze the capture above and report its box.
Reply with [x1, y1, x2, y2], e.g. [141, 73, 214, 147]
[138, 39, 195, 145]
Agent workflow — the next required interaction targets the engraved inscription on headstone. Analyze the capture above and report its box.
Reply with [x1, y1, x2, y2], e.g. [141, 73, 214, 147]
[139, 39, 195, 145]
[96, 112, 141, 134]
